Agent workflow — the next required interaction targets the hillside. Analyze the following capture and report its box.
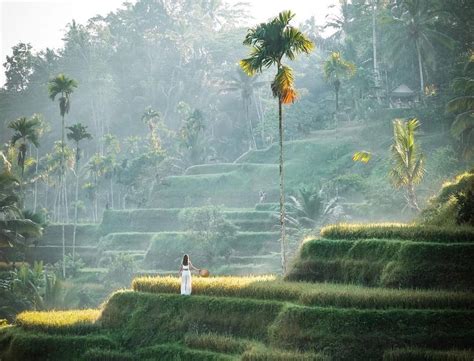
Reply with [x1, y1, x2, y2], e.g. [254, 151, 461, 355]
[1, 222, 473, 361]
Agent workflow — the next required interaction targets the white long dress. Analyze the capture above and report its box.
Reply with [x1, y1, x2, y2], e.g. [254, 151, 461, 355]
[181, 265, 192, 295]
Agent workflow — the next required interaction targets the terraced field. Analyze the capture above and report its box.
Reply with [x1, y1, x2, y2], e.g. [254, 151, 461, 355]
[1, 275, 472, 361]
[2, 223, 473, 361]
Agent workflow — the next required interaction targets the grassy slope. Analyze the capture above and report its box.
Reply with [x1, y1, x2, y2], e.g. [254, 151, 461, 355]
[2, 282, 473, 361]
[287, 237, 474, 290]
[151, 128, 362, 208]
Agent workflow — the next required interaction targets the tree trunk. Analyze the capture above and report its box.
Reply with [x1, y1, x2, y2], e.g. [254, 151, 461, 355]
[61, 113, 66, 278]
[407, 181, 420, 212]
[246, 99, 257, 150]
[335, 89, 339, 111]
[33, 148, 39, 212]
[278, 98, 287, 274]
[72, 145, 79, 262]
[372, 0, 381, 103]
[110, 177, 114, 209]
[416, 42, 425, 98]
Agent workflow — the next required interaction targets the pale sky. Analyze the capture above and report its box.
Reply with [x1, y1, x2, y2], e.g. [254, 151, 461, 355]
[0, 0, 339, 85]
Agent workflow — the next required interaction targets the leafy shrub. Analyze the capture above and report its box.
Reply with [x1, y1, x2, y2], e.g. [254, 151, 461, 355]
[420, 169, 474, 226]
[180, 205, 239, 262]
[104, 253, 137, 286]
[53, 254, 85, 278]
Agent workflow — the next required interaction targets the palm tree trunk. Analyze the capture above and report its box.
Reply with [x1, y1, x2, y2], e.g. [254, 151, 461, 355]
[110, 177, 114, 209]
[61, 178, 66, 279]
[61, 113, 66, 278]
[336, 89, 339, 111]
[278, 98, 287, 274]
[246, 100, 257, 149]
[416, 42, 425, 98]
[72, 148, 79, 262]
[407, 182, 420, 212]
[372, 0, 381, 104]
[33, 148, 39, 212]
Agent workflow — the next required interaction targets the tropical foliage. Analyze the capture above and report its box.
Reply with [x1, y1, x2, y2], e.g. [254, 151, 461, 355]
[241, 10, 314, 273]
[389, 118, 425, 211]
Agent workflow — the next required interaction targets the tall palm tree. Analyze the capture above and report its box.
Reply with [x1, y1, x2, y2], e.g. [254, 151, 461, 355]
[240, 10, 314, 273]
[222, 68, 266, 149]
[447, 53, 474, 160]
[386, 0, 454, 96]
[66, 123, 92, 261]
[48, 73, 77, 278]
[141, 107, 162, 153]
[390, 118, 425, 211]
[8, 116, 40, 180]
[30, 114, 49, 213]
[323, 52, 356, 111]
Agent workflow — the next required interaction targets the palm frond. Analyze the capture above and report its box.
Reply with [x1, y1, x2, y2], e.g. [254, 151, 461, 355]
[352, 151, 372, 163]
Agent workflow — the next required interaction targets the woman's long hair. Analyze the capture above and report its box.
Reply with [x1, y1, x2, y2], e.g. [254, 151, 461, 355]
[182, 254, 189, 266]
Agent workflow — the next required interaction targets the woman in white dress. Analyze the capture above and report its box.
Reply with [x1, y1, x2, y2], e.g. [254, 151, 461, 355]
[179, 254, 200, 295]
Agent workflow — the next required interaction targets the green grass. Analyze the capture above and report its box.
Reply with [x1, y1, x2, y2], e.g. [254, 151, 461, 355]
[321, 223, 474, 243]
[383, 348, 474, 361]
[287, 237, 474, 290]
[99, 290, 283, 345]
[270, 305, 474, 361]
[132, 276, 474, 310]
[0, 328, 116, 361]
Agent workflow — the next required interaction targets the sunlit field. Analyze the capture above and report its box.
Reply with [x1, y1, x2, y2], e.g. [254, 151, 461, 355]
[1, 0, 473, 359]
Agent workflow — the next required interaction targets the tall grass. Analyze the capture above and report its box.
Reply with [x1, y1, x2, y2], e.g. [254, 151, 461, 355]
[383, 348, 474, 361]
[0, 329, 116, 361]
[16, 310, 100, 332]
[320, 223, 474, 243]
[288, 238, 474, 290]
[132, 276, 474, 310]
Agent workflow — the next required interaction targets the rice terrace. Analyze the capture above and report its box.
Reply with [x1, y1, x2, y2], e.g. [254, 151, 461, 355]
[0, 0, 473, 360]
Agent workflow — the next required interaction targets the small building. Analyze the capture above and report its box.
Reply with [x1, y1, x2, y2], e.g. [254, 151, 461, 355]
[390, 84, 417, 108]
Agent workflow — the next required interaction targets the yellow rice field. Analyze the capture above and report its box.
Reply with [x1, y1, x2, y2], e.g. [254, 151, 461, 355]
[16, 309, 100, 329]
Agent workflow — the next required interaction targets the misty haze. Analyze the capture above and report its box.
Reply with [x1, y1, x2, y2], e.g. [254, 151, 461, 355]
[0, 1, 473, 360]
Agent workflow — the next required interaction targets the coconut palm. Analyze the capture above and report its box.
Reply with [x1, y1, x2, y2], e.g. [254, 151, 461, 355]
[240, 10, 314, 273]
[447, 53, 474, 160]
[141, 107, 162, 153]
[48, 73, 77, 278]
[390, 118, 425, 211]
[323, 52, 356, 111]
[0, 171, 43, 254]
[8, 116, 40, 180]
[222, 68, 266, 149]
[287, 186, 324, 228]
[386, 0, 455, 96]
[66, 123, 92, 261]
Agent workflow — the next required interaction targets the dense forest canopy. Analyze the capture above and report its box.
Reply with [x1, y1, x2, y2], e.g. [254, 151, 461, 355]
[0, 0, 473, 222]
[1, 2, 474, 358]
